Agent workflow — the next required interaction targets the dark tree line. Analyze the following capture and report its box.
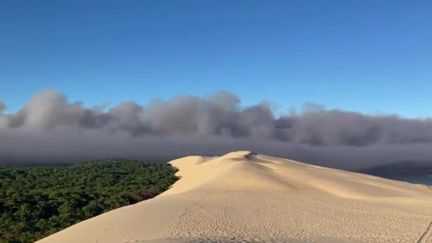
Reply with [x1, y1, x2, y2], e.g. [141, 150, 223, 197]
[0, 160, 178, 243]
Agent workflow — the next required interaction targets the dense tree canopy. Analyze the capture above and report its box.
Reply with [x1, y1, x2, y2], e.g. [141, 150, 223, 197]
[0, 160, 178, 243]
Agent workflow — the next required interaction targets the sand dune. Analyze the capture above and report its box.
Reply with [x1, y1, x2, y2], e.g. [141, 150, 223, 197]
[38, 151, 432, 243]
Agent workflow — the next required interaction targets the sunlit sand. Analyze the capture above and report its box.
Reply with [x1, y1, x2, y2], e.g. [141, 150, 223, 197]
[38, 151, 432, 243]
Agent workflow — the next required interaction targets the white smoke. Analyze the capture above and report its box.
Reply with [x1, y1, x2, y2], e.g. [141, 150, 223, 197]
[1, 90, 432, 169]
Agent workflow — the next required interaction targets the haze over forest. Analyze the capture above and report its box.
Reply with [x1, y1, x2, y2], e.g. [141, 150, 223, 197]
[1, 91, 432, 169]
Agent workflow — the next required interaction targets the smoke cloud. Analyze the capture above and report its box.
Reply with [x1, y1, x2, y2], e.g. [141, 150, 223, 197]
[1, 90, 432, 169]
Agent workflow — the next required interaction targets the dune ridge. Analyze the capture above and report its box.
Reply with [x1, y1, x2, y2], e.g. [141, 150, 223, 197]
[38, 151, 432, 243]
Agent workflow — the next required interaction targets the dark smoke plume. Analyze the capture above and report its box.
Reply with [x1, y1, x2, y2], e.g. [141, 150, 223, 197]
[1, 90, 432, 169]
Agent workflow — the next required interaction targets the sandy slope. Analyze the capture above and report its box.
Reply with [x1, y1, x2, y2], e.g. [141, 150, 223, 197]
[38, 151, 432, 243]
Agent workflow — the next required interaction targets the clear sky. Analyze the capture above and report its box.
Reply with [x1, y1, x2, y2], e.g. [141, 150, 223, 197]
[1, 0, 431, 117]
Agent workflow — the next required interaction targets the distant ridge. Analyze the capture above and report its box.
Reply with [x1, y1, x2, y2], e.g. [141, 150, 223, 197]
[359, 161, 432, 186]
[359, 161, 432, 177]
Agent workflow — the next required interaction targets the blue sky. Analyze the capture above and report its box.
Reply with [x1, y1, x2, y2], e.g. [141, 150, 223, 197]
[1, 0, 431, 117]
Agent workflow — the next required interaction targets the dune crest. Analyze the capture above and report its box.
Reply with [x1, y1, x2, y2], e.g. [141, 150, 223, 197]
[38, 151, 432, 243]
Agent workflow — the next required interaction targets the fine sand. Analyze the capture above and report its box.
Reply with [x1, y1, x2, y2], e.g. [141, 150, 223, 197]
[38, 151, 432, 243]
